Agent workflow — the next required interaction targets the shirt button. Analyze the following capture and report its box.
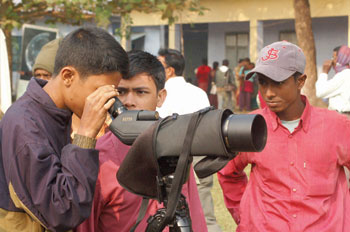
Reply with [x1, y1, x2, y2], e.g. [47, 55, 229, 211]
[290, 162, 294, 166]
[288, 134, 293, 138]
[293, 214, 297, 218]
[292, 188, 297, 192]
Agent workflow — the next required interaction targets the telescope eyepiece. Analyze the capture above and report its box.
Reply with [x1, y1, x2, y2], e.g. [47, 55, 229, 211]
[108, 97, 127, 119]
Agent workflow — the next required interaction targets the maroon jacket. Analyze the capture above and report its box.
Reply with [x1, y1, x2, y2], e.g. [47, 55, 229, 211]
[75, 132, 208, 232]
[0, 78, 99, 231]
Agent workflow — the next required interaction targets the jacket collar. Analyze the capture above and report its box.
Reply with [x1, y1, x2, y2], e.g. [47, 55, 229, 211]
[26, 78, 72, 124]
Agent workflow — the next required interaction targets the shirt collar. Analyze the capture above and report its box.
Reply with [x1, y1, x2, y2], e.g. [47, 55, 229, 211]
[266, 95, 311, 133]
[219, 65, 229, 72]
[164, 76, 186, 88]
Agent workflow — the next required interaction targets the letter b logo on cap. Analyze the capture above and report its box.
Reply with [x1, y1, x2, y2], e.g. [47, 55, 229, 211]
[262, 48, 280, 61]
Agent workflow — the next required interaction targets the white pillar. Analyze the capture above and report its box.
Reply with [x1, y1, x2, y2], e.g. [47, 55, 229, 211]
[168, 24, 181, 51]
[160, 25, 166, 48]
[169, 24, 176, 49]
[120, 19, 131, 51]
[175, 24, 182, 51]
[249, 19, 264, 63]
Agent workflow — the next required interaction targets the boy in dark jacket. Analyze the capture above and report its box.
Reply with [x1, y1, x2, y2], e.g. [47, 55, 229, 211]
[0, 27, 128, 232]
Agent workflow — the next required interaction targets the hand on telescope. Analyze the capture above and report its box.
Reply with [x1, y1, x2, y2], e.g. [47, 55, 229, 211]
[77, 85, 118, 138]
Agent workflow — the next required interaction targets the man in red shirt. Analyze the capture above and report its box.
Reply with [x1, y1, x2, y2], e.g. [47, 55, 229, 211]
[75, 50, 207, 232]
[196, 58, 211, 93]
[218, 41, 350, 231]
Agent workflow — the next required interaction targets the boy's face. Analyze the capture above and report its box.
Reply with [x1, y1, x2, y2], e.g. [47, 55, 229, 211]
[241, 60, 249, 68]
[117, 73, 166, 111]
[247, 63, 254, 69]
[66, 71, 122, 117]
[332, 50, 338, 68]
[258, 74, 306, 116]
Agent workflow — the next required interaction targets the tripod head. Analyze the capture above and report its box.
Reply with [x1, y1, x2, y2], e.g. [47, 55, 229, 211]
[145, 175, 192, 232]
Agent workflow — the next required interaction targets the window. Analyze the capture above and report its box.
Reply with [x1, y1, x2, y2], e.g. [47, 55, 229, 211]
[225, 33, 249, 68]
[279, 31, 297, 45]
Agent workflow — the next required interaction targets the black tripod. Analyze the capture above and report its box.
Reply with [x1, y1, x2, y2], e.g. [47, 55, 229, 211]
[144, 111, 203, 232]
[145, 175, 193, 232]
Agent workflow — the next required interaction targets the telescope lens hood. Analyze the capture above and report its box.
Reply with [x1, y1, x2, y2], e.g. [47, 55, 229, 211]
[222, 114, 267, 152]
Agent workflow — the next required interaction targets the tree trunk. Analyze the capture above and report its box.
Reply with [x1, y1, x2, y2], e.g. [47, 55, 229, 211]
[3, 27, 13, 92]
[293, 0, 325, 107]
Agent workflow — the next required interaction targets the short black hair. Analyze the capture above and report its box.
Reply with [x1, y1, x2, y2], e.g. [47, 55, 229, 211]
[333, 46, 341, 53]
[201, 58, 208, 65]
[53, 27, 129, 79]
[213, 61, 219, 70]
[242, 57, 251, 63]
[158, 48, 185, 76]
[127, 50, 165, 91]
[222, 59, 230, 66]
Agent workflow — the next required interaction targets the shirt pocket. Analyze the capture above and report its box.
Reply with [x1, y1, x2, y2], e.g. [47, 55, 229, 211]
[304, 143, 337, 197]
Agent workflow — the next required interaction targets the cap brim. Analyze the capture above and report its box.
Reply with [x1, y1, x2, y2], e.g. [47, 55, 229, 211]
[245, 64, 296, 82]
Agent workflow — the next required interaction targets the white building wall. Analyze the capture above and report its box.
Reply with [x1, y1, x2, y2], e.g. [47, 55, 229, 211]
[263, 20, 295, 47]
[208, 22, 249, 67]
[313, 16, 347, 76]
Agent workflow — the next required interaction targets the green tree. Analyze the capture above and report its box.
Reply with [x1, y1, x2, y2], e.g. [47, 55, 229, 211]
[0, 0, 206, 90]
[0, 0, 96, 86]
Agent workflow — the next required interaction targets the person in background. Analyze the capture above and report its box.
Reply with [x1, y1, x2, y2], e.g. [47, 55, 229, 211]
[196, 58, 212, 93]
[234, 59, 245, 84]
[316, 45, 350, 116]
[238, 60, 254, 112]
[157, 48, 210, 117]
[75, 50, 207, 232]
[0, 27, 128, 231]
[208, 61, 219, 108]
[32, 38, 62, 81]
[16, 38, 60, 100]
[316, 45, 350, 186]
[234, 58, 249, 110]
[157, 49, 221, 232]
[218, 41, 350, 232]
[249, 63, 260, 110]
[215, 59, 236, 111]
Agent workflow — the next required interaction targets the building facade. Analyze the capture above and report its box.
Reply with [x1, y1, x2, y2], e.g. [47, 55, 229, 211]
[129, 0, 349, 81]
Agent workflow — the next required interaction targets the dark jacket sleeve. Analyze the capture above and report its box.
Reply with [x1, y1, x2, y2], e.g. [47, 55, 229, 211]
[8, 142, 99, 232]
